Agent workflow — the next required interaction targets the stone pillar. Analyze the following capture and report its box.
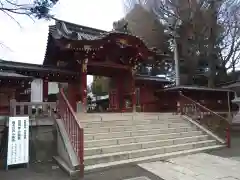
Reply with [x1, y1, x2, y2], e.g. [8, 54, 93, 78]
[79, 58, 88, 113]
[43, 79, 48, 102]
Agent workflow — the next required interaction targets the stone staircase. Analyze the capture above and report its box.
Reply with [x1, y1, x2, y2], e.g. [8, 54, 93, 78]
[78, 113, 225, 172]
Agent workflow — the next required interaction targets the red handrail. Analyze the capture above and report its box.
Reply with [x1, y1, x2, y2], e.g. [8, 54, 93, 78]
[58, 88, 84, 176]
[180, 93, 228, 121]
[179, 92, 231, 148]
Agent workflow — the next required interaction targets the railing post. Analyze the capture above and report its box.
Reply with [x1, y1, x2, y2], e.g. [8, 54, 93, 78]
[10, 99, 17, 116]
[20, 104, 25, 115]
[226, 127, 231, 148]
[28, 105, 32, 116]
[79, 129, 84, 177]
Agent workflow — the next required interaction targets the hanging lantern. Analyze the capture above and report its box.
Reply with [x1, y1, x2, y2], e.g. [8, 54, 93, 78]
[65, 43, 71, 49]
[119, 39, 128, 45]
[84, 45, 92, 51]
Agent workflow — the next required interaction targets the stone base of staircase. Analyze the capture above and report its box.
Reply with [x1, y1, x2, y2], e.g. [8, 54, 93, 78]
[53, 156, 80, 179]
[79, 113, 225, 173]
[54, 118, 81, 178]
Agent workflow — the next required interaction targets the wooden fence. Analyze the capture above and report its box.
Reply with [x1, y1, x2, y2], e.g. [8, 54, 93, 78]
[10, 99, 57, 118]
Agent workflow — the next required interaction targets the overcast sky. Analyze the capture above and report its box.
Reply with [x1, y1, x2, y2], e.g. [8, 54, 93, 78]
[0, 0, 125, 85]
[0, 0, 125, 65]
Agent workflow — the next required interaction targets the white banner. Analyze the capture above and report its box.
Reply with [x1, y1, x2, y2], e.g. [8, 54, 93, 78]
[31, 79, 43, 103]
[7, 116, 29, 166]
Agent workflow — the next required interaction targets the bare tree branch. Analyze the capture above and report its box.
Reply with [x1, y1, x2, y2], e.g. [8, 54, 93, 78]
[0, 0, 58, 20]
[2, 9, 22, 28]
[0, 0, 58, 54]
[0, 41, 12, 52]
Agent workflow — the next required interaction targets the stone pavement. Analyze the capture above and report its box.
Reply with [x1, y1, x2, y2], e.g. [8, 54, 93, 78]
[139, 153, 240, 180]
[208, 131, 240, 160]
[0, 161, 164, 180]
[0, 162, 69, 180]
[83, 165, 164, 180]
[138, 132, 240, 180]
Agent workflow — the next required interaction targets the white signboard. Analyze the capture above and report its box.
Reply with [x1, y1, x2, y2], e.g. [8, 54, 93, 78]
[31, 79, 43, 103]
[7, 116, 29, 166]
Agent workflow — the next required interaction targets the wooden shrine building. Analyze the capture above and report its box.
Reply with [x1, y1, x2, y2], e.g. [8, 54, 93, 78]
[155, 86, 236, 114]
[43, 19, 167, 112]
[42, 19, 236, 114]
[0, 70, 33, 115]
[0, 59, 80, 116]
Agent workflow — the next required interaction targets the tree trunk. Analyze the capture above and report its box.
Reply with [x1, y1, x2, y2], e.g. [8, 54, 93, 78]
[208, 58, 216, 88]
[208, 0, 218, 88]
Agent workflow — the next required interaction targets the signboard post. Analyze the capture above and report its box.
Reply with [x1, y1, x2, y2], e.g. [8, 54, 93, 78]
[6, 116, 29, 169]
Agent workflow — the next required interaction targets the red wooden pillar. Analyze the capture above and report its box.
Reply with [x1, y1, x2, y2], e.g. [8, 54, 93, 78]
[80, 58, 88, 113]
[131, 67, 137, 112]
[67, 83, 80, 112]
[43, 79, 48, 102]
[117, 76, 123, 112]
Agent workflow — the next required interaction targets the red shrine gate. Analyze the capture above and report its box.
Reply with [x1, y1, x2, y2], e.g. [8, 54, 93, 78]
[44, 19, 159, 113]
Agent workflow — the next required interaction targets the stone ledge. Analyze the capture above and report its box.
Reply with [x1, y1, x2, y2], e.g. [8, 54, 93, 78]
[53, 156, 80, 180]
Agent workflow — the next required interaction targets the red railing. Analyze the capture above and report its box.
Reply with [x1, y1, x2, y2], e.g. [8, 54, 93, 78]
[179, 92, 231, 148]
[58, 88, 84, 175]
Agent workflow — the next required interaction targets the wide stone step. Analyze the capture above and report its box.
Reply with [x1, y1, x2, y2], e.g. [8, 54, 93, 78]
[84, 145, 224, 172]
[81, 116, 182, 122]
[79, 113, 182, 122]
[84, 135, 209, 156]
[84, 126, 198, 140]
[84, 130, 203, 148]
[82, 118, 187, 128]
[84, 140, 217, 166]
[84, 122, 192, 134]
[133, 116, 182, 121]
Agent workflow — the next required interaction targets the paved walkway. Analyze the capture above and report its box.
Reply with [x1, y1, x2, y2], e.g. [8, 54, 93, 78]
[0, 161, 163, 180]
[208, 131, 240, 159]
[138, 132, 240, 180]
[139, 153, 240, 180]
[0, 162, 69, 180]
